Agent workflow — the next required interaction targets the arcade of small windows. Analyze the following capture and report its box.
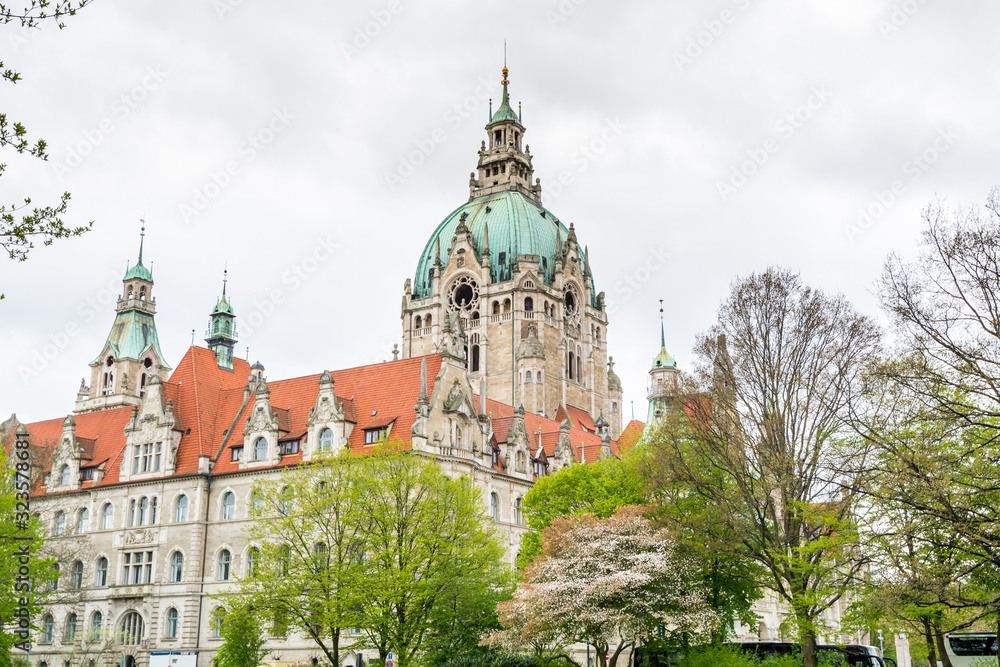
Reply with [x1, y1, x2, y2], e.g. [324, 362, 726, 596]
[128, 496, 158, 527]
[132, 441, 163, 474]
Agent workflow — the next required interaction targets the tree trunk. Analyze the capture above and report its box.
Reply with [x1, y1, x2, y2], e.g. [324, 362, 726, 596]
[333, 631, 340, 667]
[933, 628, 952, 667]
[799, 627, 818, 667]
[922, 618, 938, 667]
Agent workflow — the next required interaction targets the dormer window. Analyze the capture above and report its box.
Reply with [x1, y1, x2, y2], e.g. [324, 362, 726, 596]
[279, 440, 299, 456]
[364, 428, 387, 445]
[133, 443, 162, 473]
[59, 464, 71, 487]
[231, 446, 243, 462]
[319, 428, 333, 452]
[254, 437, 268, 461]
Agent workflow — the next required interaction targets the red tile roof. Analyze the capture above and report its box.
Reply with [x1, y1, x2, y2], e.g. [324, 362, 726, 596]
[22, 346, 635, 494]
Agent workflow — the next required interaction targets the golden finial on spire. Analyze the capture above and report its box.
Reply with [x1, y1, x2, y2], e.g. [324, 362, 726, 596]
[502, 39, 509, 85]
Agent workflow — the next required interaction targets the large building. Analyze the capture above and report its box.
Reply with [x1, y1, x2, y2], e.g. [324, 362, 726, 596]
[7, 66, 645, 667]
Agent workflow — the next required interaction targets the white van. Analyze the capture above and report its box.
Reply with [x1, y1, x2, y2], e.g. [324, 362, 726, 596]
[944, 633, 997, 667]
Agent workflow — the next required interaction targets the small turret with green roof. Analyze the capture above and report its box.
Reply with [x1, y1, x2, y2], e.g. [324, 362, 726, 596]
[646, 301, 679, 426]
[206, 268, 237, 370]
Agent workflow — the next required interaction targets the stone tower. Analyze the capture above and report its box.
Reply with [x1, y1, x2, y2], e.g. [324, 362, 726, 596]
[646, 302, 679, 425]
[75, 223, 171, 413]
[205, 269, 238, 370]
[399, 65, 624, 437]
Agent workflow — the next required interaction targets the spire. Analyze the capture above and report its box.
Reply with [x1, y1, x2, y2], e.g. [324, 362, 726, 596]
[583, 245, 592, 278]
[419, 357, 428, 403]
[434, 234, 442, 269]
[660, 299, 666, 348]
[137, 220, 145, 266]
[483, 221, 490, 256]
[489, 59, 520, 125]
[222, 264, 228, 297]
[555, 226, 563, 262]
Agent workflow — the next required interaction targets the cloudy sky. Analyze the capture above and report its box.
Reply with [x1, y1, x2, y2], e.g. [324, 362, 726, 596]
[2, 0, 997, 424]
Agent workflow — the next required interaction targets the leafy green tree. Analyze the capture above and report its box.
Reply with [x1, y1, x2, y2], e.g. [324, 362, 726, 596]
[648, 268, 882, 667]
[229, 450, 369, 667]
[354, 444, 513, 667]
[214, 602, 270, 667]
[518, 457, 646, 568]
[2, 1, 93, 292]
[0, 431, 55, 667]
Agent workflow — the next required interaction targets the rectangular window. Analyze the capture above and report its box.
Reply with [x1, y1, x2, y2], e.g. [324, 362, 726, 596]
[231, 447, 243, 462]
[133, 448, 140, 474]
[154, 442, 162, 471]
[364, 428, 387, 444]
[81, 468, 94, 481]
[279, 440, 299, 455]
[124, 551, 153, 585]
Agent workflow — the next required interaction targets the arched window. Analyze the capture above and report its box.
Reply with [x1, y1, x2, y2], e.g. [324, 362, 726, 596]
[41, 615, 53, 642]
[247, 547, 259, 577]
[49, 562, 60, 591]
[279, 487, 293, 515]
[90, 611, 103, 640]
[166, 608, 179, 639]
[425, 314, 432, 327]
[140, 373, 147, 398]
[568, 352, 575, 380]
[222, 492, 235, 520]
[250, 491, 264, 515]
[139, 286, 146, 300]
[120, 612, 143, 645]
[53, 511, 65, 536]
[218, 550, 231, 581]
[71, 561, 83, 589]
[524, 297, 533, 312]
[515, 497, 523, 525]
[150, 496, 158, 524]
[211, 608, 225, 638]
[612, 402, 618, 413]
[319, 428, 334, 452]
[95, 557, 108, 587]
[59, 464, 70, 486]
[254, 437, 267, 461]
[536, 371, 542, 383]
[65, 613, 78, 641]
[278, 544, 291, 577]
[490, 492, 499, 521]
[596, 327, 601, 341]
[77, 508, 89, 533]
[414, 315, 422, 329]
[175, 495, 188, 522]
[138, 497, 148, 526]
[471, 345, 480, 372]
[101, 503, 113, 530]
[578, 355, 583, 384]
[492, 301, 500, 315]
[170, 552, 184, 583]
[503, 298, 511, 313]
[129, 499, 136, 526]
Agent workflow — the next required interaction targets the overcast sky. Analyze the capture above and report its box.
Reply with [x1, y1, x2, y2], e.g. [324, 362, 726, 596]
[2, 0, 998, 424]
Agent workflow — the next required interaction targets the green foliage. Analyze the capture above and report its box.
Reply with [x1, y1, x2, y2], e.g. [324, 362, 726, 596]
[672, 645, 800, 667]
[519, 457, 646, 567]
[0, 442, 55, 667]
[214, 602, 270, 667]
[440, 652, 543, 667]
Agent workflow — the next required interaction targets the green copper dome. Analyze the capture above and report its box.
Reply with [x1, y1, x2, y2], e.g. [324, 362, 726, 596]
[123, 261, 152, 282]
[651, 347, 676, 370]
[412, 191, 596, 303]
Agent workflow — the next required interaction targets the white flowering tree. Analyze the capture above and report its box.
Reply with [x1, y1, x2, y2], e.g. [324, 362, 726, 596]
[484, 506, 714, 667]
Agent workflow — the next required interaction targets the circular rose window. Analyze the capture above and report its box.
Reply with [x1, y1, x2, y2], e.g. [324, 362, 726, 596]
[447, 275, 480, 312]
